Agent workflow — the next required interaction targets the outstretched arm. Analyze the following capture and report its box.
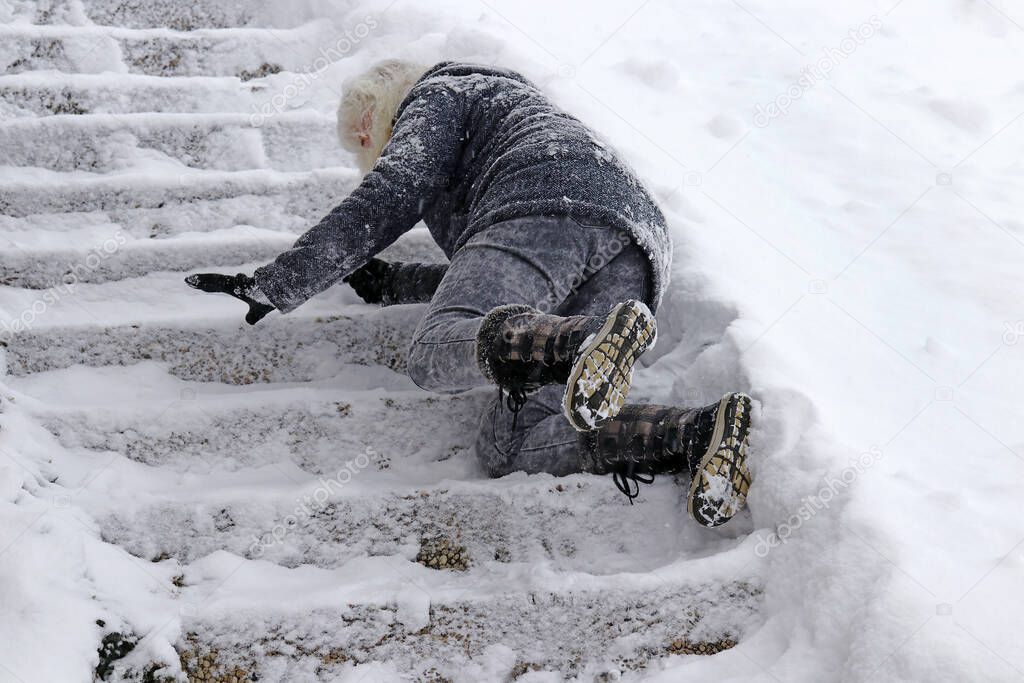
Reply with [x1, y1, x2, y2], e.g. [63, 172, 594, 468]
[250, 83, 466, 315]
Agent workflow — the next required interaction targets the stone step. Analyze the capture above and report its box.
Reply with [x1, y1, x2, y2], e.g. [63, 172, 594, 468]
[0, 72, 264, 118]
[0, 166, 356, 218]
[94, 474, 699, 574]
[0, 262, 440, 379]
[1, 308, 416, 381]
[0, 226, 295, 288]
[0, 10, 767, 683]
[32, 0, 317, 30]
[0, 193, 317, 240]
[0, 22, 346, 78]
[13, 360, 484, 473]
[0, 224, 444, 289]
[171, 559, 759, 682]
[0, 111, 345, 173]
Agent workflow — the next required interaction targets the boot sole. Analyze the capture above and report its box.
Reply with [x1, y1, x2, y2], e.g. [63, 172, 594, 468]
[687, 393, 753, 528]
[562, 300, 657, 432]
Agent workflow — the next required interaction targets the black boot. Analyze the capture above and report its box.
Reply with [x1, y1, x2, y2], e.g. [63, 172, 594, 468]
[578, 393, 753, 527]
[476, 300, 657, 431]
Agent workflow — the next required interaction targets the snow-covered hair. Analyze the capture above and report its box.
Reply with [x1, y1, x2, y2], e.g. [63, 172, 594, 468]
[337, 59, 428, 174]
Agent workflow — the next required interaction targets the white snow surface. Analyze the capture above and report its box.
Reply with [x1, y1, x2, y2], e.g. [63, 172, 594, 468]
[1, 0, 1024, 681]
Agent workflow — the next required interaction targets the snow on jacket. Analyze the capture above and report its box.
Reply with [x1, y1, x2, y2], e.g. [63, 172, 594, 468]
[254, 61, 671, 314]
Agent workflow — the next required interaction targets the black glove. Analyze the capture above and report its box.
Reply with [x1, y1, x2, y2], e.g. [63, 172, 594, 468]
[344, 258, 394, 305]
[185, 273, 275, 325]
[345, 259, 448, 306]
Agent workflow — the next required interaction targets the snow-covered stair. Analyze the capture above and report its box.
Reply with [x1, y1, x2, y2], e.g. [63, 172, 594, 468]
[0, 5, 763, 681]
[0, 23, 343, 77]
[170, 574, 758, 681]
[96, 479, 691, 571]
[0, 226, 296, 287]
[0, 72, 271, 117]
[0, 166, 356, 218]
[27, 0, 334, 29]
[0, 282, 425, 379]
[0, 111, 344, 172]
[13, 362, 486, 472]
[0, 223, 441, 288]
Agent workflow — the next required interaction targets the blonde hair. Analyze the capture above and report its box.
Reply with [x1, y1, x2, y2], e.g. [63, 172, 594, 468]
[337, 59, 428, 174]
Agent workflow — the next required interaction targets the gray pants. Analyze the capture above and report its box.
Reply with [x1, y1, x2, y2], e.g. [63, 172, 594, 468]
[406, 216, 652, 478]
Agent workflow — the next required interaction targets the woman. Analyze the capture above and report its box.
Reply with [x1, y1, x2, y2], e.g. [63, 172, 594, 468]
[187, 60, 752, 527]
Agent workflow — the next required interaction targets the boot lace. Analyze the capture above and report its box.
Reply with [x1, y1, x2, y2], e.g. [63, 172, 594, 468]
[610, 461, 655, 503]
[604, 432, 658, 504]
[600, 407, 695, 504]
[499, 385, 530, 430]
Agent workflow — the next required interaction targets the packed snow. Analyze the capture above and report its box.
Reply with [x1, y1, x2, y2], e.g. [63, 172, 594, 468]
[1, 0, 1023, 681]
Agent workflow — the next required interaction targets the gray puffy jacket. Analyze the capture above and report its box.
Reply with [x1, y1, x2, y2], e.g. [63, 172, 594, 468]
[255, 61, 670, 314]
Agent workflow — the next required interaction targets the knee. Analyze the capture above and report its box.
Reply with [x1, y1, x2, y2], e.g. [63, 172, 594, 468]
[475, 400, 517, 478]
[478, 449, 513, 479]
[405, 340, 436, 391]
[406, 340, 466, 393]
[406, 315, 483, 393]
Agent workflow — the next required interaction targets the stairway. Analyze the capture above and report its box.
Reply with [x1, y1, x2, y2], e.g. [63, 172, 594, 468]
[0, 2, 762, 680]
